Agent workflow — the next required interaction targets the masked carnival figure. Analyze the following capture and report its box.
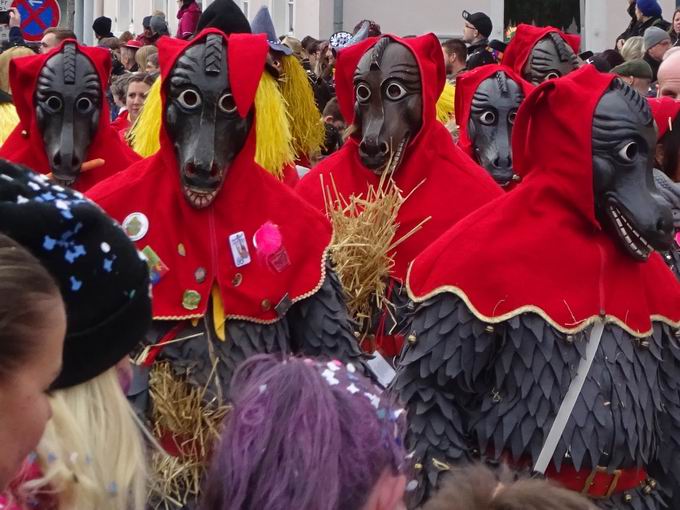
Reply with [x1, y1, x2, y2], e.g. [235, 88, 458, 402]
[296, 34, 502, 359]
[394, 67, 680, 510]
[454, 64, 533, 188]
[503, 24, 581, 86]
[0, 40, 139, 191]
[87, 30, 364, 507]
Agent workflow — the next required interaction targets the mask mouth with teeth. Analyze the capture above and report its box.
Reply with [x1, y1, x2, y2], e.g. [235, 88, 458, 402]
[593, 79, 674, 261]
[36, 42, 101, 186]
[352, 37, 423, 175]
[164, 33, 252, 209]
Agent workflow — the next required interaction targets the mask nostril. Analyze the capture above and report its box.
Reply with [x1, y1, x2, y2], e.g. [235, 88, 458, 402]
[379, 142, 389, 155]
[53, 152, 62, 166]
[71, 155, 81, 167]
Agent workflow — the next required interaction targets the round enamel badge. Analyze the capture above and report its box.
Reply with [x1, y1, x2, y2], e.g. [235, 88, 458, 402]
[122, 212, 149, 241]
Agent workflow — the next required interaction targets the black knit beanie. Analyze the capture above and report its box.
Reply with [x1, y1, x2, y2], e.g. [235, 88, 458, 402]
[0, 160, 151, 389]
[196, 0, 251, 35]
[92, 16, 113, 38]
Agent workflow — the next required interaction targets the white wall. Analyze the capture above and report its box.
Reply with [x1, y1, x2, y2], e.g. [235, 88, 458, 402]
[341, 0, 504, 41]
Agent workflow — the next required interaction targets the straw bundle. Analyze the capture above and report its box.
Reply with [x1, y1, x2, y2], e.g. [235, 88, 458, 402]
[147, 361, 230, 509]
[323, 171, 430, 347]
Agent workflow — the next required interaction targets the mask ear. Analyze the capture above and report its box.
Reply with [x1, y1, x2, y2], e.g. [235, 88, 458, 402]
[228, 33, 269, 118]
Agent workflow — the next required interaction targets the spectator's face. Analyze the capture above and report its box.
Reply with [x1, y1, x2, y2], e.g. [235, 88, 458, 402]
[649, 39, 672, 61]
[442, 47, 455, 74]
[144, 27, 152, 38]
[121, 47, 137, 70]
[146, 60, 159, 73]
[674, 11, 680, 34]
[463, 22, 477, 43]
[658, 78, 680, 100]
[126, 81, 150, 123]
[39, 33, 58, 54]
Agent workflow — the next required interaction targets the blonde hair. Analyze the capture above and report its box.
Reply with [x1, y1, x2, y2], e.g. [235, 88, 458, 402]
[135, 45, 158, 70]
[20, 368, 148, 510]
[621, 36, 644, 61]
[0, 46, 35, 94]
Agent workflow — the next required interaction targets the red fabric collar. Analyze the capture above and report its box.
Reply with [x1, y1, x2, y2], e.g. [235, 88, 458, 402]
[455, 64, 534, 160]
[648, 97, 680, 140]
[502, 24, 581, 78]
[297, 34, 502, 282]
[408, 66, 680, 337]
[87, 30, 331, 322]
[0, 40, 139, 192]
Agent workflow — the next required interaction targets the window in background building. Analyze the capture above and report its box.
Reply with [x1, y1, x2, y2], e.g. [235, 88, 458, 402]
[505, 0, 581, 37]
[286, 0, 294, 34]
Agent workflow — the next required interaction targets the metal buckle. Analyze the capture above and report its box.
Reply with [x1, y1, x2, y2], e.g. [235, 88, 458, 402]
[581, 466, 622, 499]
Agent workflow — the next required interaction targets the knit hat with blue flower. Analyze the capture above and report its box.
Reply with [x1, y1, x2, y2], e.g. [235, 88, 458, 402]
[0, 160, 151, 389]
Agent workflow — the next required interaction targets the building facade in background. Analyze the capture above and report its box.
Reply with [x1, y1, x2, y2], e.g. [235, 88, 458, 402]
[68, 0, 677, 53]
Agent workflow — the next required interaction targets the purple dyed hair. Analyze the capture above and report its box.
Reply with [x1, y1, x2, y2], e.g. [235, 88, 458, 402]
[199, 354, 407, 510]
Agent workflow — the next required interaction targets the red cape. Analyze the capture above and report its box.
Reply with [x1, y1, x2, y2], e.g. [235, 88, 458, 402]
[296, 33, 502, 282]
[0, 40, 139, 192]
[502, 24, 581, 78]
[408, 66, 680, 337]
[454, 64, 533, 170]
[648, 97, 680, 141]
[88, 30, 331, 322]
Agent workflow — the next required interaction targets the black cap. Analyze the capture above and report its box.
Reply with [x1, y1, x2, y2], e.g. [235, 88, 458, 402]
[142, 16, 152, 29]
[196, 0, 251, 35]
[92, 16, 113, 37]
[462, 10, 492, 39]
[0, 161, 151, 389]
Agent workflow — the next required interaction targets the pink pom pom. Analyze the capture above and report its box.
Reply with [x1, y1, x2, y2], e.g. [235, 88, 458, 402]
[254, 221, 283, 257]
[676, 231, 680, 246]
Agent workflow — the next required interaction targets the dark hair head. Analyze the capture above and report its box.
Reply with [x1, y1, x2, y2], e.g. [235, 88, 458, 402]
[442, 38, 467, 63]
[353, 19, 381, 37]
[424, 464, 596, 510]
[0, 233, 60, 380]
[111, 73, 132, 102]
[200, 354, 406, 510]
[599, 49, 625, 69]
[43, 28, 77, 43]
[301, 35, 320, 53]
[322, 97, 343, 121]
[127, 71, 156, 89]
[98, 36, 121, 50]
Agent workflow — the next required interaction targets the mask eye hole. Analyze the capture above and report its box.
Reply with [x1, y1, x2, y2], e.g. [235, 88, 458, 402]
[479, 111, 497, 125]
[76, 97, 93, 114]
[218, 93, 237, 114]
[356, 83, 371, 103]
[385, 82, 407, 101]
[545, 72, 560, 80]
[177, 89, 202, 109]
[618, 141, 639, 162]
[508, 111, 517, 125]
[45, 95, 63, 112]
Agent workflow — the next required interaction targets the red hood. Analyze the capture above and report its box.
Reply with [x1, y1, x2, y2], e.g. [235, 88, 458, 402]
[648, 97, 680, 141]
[335, 33, 445, 146]
[503, 24, 580, 77]
[88, 29, 332, 322]
[408, 65, 680, 337]
[0, 40, 139, 191]
[455, 64, 534, 160]
[297, 33, 502, 282]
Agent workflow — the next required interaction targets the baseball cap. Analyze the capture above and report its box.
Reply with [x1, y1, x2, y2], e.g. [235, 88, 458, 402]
[462, 10, 492, 39]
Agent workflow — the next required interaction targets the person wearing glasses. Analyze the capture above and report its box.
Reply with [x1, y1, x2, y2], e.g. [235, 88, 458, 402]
[462, 10, 496, 70]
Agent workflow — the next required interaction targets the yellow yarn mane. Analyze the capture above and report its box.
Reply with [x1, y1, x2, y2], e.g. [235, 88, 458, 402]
[126, 72, 295, 179]
[254, 71, 295, 178]
[436, 81, 456, 125]
[280, 55, 325, 158]
[127, 77, 162, 157]
[0, 102, 19, 146]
